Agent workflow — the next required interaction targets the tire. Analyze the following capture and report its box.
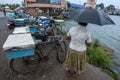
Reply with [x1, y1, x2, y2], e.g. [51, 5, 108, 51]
[56, 41, 67, 63]
[10, 52, 40, 74]
[8, 25, 15, 30]
[8, 26, 13, 29]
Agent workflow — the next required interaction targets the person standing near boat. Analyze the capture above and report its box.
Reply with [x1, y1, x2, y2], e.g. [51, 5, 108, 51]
[65, 22, 92, 78]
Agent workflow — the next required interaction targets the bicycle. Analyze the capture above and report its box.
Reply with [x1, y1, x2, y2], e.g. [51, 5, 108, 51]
[36, 18, 62, 36]
[9, 36, 67, 74]
[51, 21, 62, 35]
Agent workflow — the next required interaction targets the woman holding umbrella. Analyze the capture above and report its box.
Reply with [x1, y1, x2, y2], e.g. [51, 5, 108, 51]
[64, 8, 115, 78]
[65, 22, 91, 78]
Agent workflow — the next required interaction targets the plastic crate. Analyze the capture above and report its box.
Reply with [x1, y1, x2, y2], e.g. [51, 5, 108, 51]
[24, 18, 29, 23]
[14, 19, 25, 26]
[29, 27, 38, 33]
[5, 48, 34, 59]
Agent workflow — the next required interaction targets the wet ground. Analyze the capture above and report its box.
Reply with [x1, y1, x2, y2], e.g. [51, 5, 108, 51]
[0, 17, 114, 80]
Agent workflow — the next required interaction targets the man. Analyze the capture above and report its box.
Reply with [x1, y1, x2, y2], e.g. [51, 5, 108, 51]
[2, 7, 6, 16]
[8, 9, 15, 18]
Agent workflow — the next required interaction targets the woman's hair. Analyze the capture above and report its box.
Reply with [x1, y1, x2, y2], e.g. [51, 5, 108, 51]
[78, 22, 88, 26]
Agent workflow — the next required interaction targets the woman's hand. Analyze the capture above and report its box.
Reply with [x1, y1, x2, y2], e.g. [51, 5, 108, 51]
[85, 40, 91, 47]
[65, 36, 71, 40]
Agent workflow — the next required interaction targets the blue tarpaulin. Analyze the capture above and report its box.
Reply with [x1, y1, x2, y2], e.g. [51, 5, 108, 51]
[69, 3, 85, 8]
[50, 0, 61, 4]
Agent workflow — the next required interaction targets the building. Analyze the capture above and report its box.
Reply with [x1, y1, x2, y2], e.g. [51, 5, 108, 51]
[84, 0, 97, 8]
[24, 0, 67, 16]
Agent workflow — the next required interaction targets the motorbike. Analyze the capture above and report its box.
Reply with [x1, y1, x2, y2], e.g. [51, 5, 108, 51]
[7, 19, 15, 29]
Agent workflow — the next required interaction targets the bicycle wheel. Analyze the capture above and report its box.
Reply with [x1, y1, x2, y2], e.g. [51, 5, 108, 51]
[10, 52, 40, 74]
[56, 41, 67, 63]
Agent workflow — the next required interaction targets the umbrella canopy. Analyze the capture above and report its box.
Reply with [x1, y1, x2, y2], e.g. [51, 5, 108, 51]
[66, 8, 115, 26]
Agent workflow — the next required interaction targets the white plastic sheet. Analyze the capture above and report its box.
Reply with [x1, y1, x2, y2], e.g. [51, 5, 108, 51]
[3, 33, 35, 50]
[14, 19, 24, 21]
[54, 19, 64, 23]
[13, 27, 30, 34]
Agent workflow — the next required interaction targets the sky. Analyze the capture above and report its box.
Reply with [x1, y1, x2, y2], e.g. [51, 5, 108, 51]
[68, 0, 120, 8]
[0, 0, 23, 4]
[0, 0, 120, 8]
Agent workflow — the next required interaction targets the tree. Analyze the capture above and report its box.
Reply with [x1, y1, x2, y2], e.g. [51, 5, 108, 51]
[67, 1, 71, 8]
[95, 4, 99, 9]
[95, 3, 105, 9]
[106, 5, 115, 11]
[98, 3, 104, 9]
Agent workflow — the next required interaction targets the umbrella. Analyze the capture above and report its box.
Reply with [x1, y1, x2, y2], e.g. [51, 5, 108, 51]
[66, 8, 115, 26]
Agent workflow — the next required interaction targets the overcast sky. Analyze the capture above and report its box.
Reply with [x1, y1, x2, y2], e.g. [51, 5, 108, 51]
[0, 0, 23, 4]
[0, 0, 120, 8]
[68, 0, 120, 8]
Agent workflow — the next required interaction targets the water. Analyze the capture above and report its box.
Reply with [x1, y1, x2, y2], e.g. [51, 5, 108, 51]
[63, 15, 120, 73]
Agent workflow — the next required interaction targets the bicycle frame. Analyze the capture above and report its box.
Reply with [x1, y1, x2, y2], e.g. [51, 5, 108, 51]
[35, 40, 61, 60]
[9, 36, 66, 74]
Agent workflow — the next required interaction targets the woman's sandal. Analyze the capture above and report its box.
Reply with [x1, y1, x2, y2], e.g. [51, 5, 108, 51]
[66, 70, 71, 77]
[72, 71, 79, 78]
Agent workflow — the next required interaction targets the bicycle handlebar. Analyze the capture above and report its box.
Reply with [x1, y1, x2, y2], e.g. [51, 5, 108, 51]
[35, 36, 64, 45]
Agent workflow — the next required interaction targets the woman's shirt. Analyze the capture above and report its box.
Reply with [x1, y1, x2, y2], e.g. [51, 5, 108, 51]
[67, 25, 91, 52]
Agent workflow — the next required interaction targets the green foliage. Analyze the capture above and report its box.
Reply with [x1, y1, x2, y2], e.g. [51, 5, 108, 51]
[92, 39, 99, 47]
[67, 1, 71, 8]
[95, 4, 99, 9]
[86, 39, 120, 80]
[106, 5, 115, 11]
[86, 39, 113, 68]
[58, 30, 67, 35]
[96, 3, 104, 9]
[98, 3, 105, 9]
[105, 68, 119, 80]
[1, 4, 20, 9]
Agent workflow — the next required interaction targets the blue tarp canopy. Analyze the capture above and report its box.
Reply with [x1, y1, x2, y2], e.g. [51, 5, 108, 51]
[69, 3, 85, 8]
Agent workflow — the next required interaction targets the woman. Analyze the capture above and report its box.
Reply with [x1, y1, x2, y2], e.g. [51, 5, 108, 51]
[65, 22, 91, 78]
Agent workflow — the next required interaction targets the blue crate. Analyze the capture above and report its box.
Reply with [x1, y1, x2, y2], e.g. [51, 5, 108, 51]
[14, 19, 25, 26]
[5, 48, 34, 59]
[29, 27, 38, 33]
[24, 18, 29, 23]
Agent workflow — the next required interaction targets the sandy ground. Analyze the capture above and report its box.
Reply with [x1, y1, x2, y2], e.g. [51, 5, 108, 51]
[0, 17, 114, 80]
